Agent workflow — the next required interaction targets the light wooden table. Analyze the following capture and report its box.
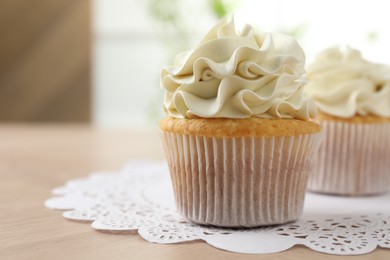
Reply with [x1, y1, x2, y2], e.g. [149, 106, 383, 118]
[1, 124, 389, 260]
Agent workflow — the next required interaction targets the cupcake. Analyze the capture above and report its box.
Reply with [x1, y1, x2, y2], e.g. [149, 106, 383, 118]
[159, 17, 322, 227]
[305, 46, 390, 196]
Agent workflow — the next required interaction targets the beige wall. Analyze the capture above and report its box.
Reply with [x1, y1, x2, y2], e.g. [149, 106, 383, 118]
[0, 0, 91, 122]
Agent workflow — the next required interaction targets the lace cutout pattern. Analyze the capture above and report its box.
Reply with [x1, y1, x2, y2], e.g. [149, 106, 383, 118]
[45, 161, 390, 255]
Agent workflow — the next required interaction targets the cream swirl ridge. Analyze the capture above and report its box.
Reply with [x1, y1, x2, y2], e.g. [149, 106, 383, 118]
[305, 46, 390, 118]
[161, 17, 317, 120]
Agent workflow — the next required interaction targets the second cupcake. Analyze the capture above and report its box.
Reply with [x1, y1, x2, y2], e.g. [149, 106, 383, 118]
[305, 46, 390, 196]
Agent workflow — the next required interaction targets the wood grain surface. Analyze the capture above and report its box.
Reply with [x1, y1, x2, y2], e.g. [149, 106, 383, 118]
[0, 124, 389, 259]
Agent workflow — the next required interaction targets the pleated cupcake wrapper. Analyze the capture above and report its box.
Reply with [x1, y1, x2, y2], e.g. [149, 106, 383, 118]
[308, 121, 390, 196]
[161, 132, 323, 227]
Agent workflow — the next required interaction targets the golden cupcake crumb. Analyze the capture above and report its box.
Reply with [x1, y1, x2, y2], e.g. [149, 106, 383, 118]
[318, 113, 390, 124]
[160, 117, 320, 138]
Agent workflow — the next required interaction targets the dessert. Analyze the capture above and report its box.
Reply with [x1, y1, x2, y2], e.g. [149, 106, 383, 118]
[305, 46, 390, 196]
[160, 17, 322, 227]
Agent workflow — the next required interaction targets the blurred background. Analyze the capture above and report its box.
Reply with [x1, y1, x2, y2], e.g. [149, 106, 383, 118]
[1, 0, 389, 128]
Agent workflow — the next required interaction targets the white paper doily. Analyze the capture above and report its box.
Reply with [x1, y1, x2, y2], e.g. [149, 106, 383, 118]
[45, 160, 390, 255]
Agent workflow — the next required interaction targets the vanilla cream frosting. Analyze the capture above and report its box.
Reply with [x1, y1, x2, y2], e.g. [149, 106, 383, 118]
[305, 46, 390, 118]
[161, 17, 316, 120]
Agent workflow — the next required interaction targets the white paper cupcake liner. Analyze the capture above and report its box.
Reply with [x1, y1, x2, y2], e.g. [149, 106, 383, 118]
[308, 121, 390, 196]
[161, 132, 323, 227]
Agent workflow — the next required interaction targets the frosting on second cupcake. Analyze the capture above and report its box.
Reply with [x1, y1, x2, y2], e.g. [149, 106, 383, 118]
[161, 17, 316, 120]
[305, 46, 390, 118]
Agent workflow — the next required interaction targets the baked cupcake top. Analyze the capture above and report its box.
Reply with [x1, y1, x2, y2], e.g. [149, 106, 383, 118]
[305, 46, 390, 118]
[161, 17, 316, 120]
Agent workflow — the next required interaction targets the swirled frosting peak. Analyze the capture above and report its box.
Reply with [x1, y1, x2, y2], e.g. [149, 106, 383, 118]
[305, 46, 390, 118]
[161, 17, 317, 120]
